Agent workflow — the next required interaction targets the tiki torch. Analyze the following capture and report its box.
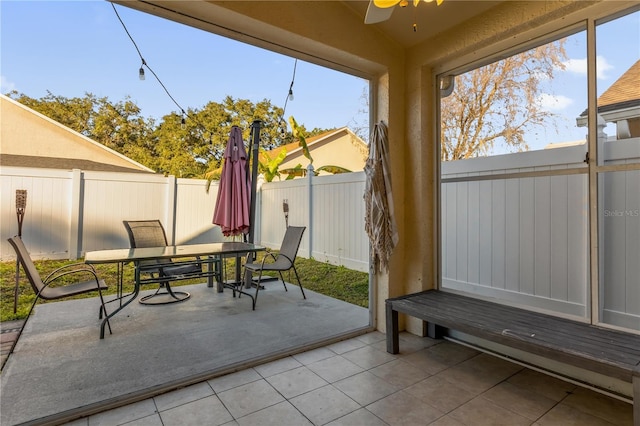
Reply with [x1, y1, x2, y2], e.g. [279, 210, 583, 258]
[14, 190, 27, 313]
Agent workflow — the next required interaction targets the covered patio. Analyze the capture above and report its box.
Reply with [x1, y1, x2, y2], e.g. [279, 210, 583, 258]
[2, 0, 638, 424]
[0, 283, 633, 425]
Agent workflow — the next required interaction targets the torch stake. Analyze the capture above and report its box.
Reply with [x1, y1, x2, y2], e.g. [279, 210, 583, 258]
[14, 190, 27, 314]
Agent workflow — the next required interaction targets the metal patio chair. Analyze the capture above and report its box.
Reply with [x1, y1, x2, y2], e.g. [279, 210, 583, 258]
[4, 236, 111, 369]
[123, 220, 219, 304]
[243, 226, 307, 309]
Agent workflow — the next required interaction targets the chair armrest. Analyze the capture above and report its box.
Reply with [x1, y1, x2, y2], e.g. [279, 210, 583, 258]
[44, 263, 101, 285]
[259, 252, 278, 268]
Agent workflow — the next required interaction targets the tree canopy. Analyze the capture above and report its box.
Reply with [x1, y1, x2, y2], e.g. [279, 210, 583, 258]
[441, 40, 567, 161]
[7, 91, 331, 177]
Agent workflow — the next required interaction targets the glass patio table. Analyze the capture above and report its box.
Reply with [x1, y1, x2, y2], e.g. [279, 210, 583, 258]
[85, 242, 265, 338]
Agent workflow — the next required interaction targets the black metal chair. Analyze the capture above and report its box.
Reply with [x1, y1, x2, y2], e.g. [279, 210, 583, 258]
[4, 236, 111, 369]
[123, 220, 205, 304]
[243, 226, 307, 309]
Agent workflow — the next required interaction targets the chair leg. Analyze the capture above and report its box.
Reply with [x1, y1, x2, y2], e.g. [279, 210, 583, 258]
[278, 272, 288, 291]
[97, 288, 112, 336]
[1, 297, 37, 371]
[292, 266, 306, 300]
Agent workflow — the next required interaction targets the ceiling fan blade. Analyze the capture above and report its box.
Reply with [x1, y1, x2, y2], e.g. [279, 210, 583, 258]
[374, 0, 401, 7]
[365, 0, 395, 24]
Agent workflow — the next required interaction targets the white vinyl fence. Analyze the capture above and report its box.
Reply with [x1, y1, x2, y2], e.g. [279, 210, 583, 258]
[0, 167, 369, 272]
[441, 137, 639, 330]
[2, 138, 637, 329]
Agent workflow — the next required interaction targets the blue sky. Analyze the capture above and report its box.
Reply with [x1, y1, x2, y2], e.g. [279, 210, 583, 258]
[527, 9, 640, 151]
[1, 2, 637, 152]
[1, 1, 369, 134]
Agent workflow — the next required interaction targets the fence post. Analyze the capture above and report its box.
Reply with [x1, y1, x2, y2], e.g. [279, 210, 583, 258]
[68, 169, 83, 260]
[306, 164, 314, 259]
[166, 175, 177, 245]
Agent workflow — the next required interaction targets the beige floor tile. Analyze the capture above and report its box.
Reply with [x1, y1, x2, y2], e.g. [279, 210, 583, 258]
[369, 358, 431, 388]
[326, 337, 368, 354]
[507, 368, 576, 401]
[306, 354, 364, 383]
[88, 399, 158, 426]
[447, 396, 531, 426]
[400, 342, 479, 375]
[427, 414, 466, 426]
[341, 345, 397, 369]
[153, 382, 214, 412]
[438, 354, 523, 395]
[371, 332, 444, 357]
[254, 356, 303, 378]
[325, 408, 389, 426]
[159, 395, 233, 426]
[334, 371, 400, 405]
[293, 347, 336, 365]
[123, 414, 164, 425]
[217, 379, 285, 418]
[208, 368, 262, 393]
[366, 390, 444, 425]
[265, 366, 328, 399]
[290, 384, 360, 425]
[404, 375, 475, 413]
[480, 381, 558, 421]
[394, 332, 442, 353]
[355, 331, 386, 345]
[536, 403, 620, 426]
[561, 387, 633, 425]
[235, 401, 312, 426]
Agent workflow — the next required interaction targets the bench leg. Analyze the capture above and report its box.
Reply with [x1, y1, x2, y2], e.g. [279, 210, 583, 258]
[386, 301, 399, 354]
[633, 371, 639, 426]
[427, 322, 446, 339]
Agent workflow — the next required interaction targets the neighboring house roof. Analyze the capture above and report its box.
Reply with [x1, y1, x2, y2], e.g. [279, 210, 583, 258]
[598, 59, 640, 108]
[578, 59, 640, 120]
[0, 94, 155, 173]
[261, 127, 368, 178]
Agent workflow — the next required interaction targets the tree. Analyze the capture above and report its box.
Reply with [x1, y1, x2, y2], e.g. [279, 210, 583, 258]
[441, 40, 567, 161]
[6, 90, 156, 166]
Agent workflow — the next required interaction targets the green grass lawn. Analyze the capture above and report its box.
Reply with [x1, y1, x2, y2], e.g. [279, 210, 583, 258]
[0, 255, 369, 322]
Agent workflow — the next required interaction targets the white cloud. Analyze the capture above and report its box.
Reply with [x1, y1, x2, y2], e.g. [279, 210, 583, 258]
[561, 56, 614, 79]
[1, 75, 16, 93]
[537, 93, 574, 111]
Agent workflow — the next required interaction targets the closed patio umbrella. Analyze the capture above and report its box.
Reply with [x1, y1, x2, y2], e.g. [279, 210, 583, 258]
[213, 126, 251, 237]
[364, 121, 398, 273]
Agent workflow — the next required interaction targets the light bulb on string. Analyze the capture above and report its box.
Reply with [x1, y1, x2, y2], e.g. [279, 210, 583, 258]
[288, 88, 294, 101]
[181, 116, 186, 130]
[139, 66, 145, 80]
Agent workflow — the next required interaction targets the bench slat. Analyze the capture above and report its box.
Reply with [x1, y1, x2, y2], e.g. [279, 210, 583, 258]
[387, 290, 640, 382]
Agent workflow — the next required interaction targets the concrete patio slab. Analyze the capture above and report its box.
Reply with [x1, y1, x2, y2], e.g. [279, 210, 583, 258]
[0, 283, 370, 425]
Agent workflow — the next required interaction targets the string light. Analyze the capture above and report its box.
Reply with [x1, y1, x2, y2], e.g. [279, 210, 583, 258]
[139, 61, 146, 80]
[280, 58, 298, 136]
[112, 3, 213, 143]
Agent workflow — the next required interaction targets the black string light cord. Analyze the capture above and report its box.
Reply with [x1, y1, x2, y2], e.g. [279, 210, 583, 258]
[279, 58, 297, 135]
[111, 3, 210, 137]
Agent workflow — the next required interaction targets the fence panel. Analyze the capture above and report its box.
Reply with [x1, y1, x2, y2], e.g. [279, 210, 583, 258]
[310, 172, 368, 272]
[441, 146, 589, 318]
[174, 178, 222, 245]
[1, 168, 72, 259]
[81, 172, 170, 253]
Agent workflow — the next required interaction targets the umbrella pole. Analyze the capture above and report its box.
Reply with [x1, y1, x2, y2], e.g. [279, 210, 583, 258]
[248, 120, 261, 245]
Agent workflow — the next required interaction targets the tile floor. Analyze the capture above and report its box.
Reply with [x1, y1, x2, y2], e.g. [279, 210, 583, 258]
[64, 332, 633, 426]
